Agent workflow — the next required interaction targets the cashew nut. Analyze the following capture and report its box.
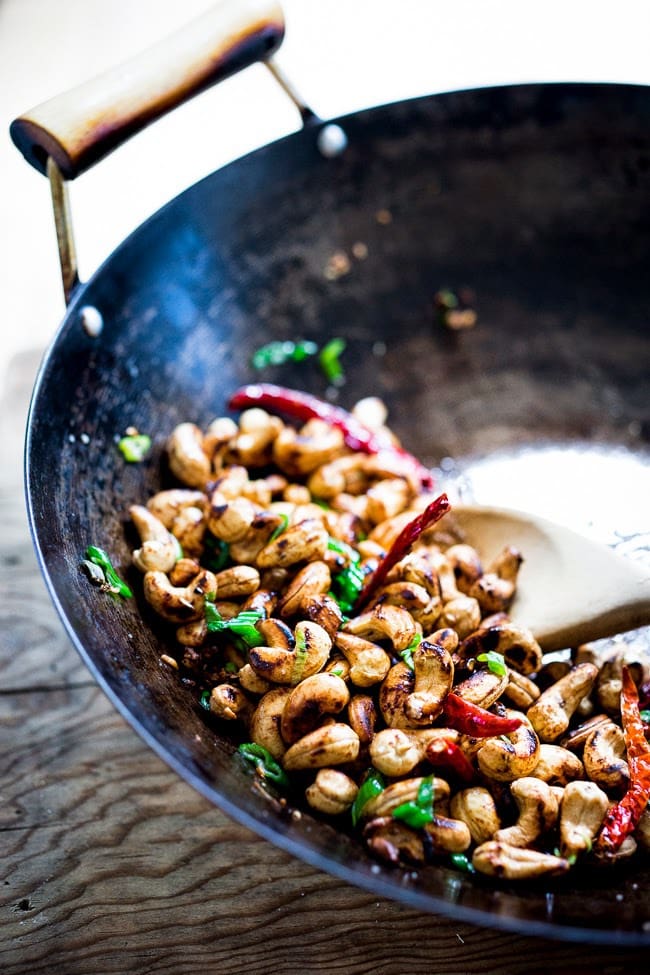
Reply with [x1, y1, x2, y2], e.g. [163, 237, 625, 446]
[146, 488, 207, 527]
[213, 565, 260, 599]
[171, 506, 206, 559]
[477, 711, 541, 782]
[167, 422, 211, 487]
[343, 604, 417, 653]
[405, 639, 454, 725]
[282, 722, 360, 771]
[256, 517, 328, 569]
[207, 490, 258, 543]
[362, 776, 450, 820]
[452, 667, 509, 709]
[559, 780, 609, 857]
[426, 815, 472, 853]
[209, 683, 253, 723]
[527, 663, 599, 742]
[366, 478, 411, 525]
[130, 505, 179, 573]
[460, 622, 543, 676]
[450, 787, 502, 845]
[582, 720, 630, 793]
[249, 687, 292, 760]
[347, 694, 378, 746]
[279, 560, 331, 617]
[378, 662, 415, 728]
[249, 620, 332, 685]
[272, 420, 345, 477]
[369, 727, 456, 777]
[143, 568, 216, 623]
[305, 769, 359, 815]
[494, 777, 559, 848]
[280, 673, 350, 744]
[530, 744, 584, 786]
[472, 841, 569, 879]
[334, 632, 391, 688]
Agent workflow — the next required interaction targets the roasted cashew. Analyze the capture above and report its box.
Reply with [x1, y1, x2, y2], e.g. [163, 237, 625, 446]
[143, 568, 216, 623]
[347, 694, 378, 746]
[559, 780, 609, 857]
[228, 510, 288, 564]
[459, 622, 543, 676]
[282, 722, 360, 771]
[334, 632, 391, 687]
[494, 777, 559, 848]
[450, 787, 502, 845]
[272, 419, 345, 477]
[249, 686, 292, 760]
[130, 505, 179, 573]
[368, 511, 417, 550]
[167, 422, 211, 487]
[362, 776, 450, 820]
[146, 488, 207, 527]
[248, 620, 332, 685]
[202, 415, 238, 459]
[362, 817, 427, 866]
[169, 556, 201, 587]
[207, 490, 258, 544]
[228, 408, 283, 467]
[279, 560, 331, 617]
[343, 604, 417, 653]
[426, 815, 472, 854]
[467, 547, 523, 614]
[472, 841, 569, 879]
[171, 506, 206, 559]
[527, 663, 599, 742]
[176, 617, 208, 648]
[582, 720, 630, 793]
[307, 454, 368, 500]
[445, 544, 483, 592]
[378, 662, 415, 728]
[280, 673, 350, 744]
[305, 769, 359, 815]
[242, 588, 277, 619]
[367, 581, 431, 614]
[256, 517, 329, 569]
[213, 565, 260, 599]
[437, 595, 482, 639]
[561, 712, 612, 752]
[452, 667, 509, 709]
[405, 639, 454, 725]
[477, 711, 540, 782]
[209, 683, 253, 723]
[502, 670, 540, 710]
[366, 478, 411, 525]
[369, 727, 456, 777]
[531, 744, 584, 786]
[238, 663, 271, 696]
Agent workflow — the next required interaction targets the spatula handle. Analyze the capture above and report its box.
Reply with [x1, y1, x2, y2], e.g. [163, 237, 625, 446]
[10, 0, 284, 180]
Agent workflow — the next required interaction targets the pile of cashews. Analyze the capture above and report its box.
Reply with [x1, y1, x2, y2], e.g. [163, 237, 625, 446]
[128, 397, 650, 880]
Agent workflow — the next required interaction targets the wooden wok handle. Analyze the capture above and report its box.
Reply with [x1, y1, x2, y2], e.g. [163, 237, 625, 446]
[10, 0, 285, 180]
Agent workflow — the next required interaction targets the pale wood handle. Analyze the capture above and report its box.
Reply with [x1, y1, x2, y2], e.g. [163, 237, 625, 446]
[10, 0, 284, 179]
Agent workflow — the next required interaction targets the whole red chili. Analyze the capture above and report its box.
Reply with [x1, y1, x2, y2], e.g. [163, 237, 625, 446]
[441, 693, 523, 738]
[228, 384, 434, 489]
[355, 493, 451, 609]
[595, 666, 650, 855]
[425, 739, 475, 782]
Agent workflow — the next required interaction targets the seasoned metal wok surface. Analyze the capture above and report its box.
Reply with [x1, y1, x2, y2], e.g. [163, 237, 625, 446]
[27, 83, 650, 941]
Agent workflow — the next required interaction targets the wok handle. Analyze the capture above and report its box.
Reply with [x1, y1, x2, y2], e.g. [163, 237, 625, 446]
[10, 0, 285, 180]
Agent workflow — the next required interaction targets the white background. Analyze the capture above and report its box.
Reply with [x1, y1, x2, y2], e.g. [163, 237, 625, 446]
[1, 0, 649, 394]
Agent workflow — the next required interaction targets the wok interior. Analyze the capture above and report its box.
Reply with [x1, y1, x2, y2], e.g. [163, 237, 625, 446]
[27, 84, 650, 940]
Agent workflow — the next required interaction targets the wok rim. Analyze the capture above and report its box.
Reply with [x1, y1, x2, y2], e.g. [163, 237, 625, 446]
[24, 80, 650, 946]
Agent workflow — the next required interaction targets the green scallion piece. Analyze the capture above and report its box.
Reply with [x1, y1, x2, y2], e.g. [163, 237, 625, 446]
[251, 339, 318, 370]
[205, 599, 264, 648]
[392, 775, 435, 829]
[269, 513, 290, 542]
[117, 433, 151, 462]
[640, 709, 650, 723]
[238, 742, 289, 789]
[450, 852, 475, 874]
[476, 651, 507, 677]
[319, 337, 346, 384]
[351, 769, 385, 827]
[84, 545, 132, 599]
[400, 633, 422, 671]
[199, 689, 212, 711]
[204, 534, 230, 572]
[327, 536, 361, 564]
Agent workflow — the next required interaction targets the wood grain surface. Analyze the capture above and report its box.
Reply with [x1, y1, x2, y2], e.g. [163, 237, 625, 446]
[1, 353, 647, 975]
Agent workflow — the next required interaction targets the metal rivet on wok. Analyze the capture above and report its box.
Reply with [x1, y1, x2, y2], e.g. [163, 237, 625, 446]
[317, 124, 348, 158]
[79, 305, 104, 337]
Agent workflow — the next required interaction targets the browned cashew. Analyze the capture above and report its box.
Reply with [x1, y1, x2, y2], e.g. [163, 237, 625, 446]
[527, 662, 599, 742]
[494, 778, 559, 848]
[207, 490, 258, 544]
[405, 639, 454, 725]
[256, 517, 329, 569]
[202, 415, 238, 459]
[530, 744, 585, 786]
[378, 662, 415, 728]
[467, 547, 523, 614]
[399, 551, 442, 598]
[366, 478, 411, 525]
[362, 816, 427, 866]
[213, 565, 260, 599]
[143, 568, 216, 623]
[502, 670, 541, 709]
[279, 561, 331, 617]
[146, 488, 207, 527]
[334, 632, 391, 688]
[169, 556, 202, 587]
[559, 780, 609, 857]
[248, 620, 332, 685]
[171, 506, 206, 559]
[282, 723, 360, 771]
[472, 841, 570, 880]
[272, 419, 345, 477]
[426, 815, 472, 854]
[367, 581, 431, 614]
[238, 663, 271, 696]
[228, 510, 288, 564]
[369, 727, 456, 777]
[477, 711, 540, 782]
[307, 454, 367, 499]
[452, 667, 508, 709]
[561, 712, 612, 752]
[437, 595, 482, 639]
[280, 673, 350, 744]
[167, 422, 211, 487]
[305, 769, 359, 815]
[459, 622, 543, 676]
[450, 787, 502, 845]
[249, 687, 292, 760]
[582, 720, 630, 793]
[343, 604, 417, 653]
[445, 544, 483, 592]
[209, 683, 253, 723]
[228, 408, 283, 467]
[347, 694, 378, 747]
[130, 504, 179, 573]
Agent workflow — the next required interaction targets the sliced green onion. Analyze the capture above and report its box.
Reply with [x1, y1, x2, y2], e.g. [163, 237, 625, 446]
[205, 599, 264, 648]
[118, 433, 151, 462]
[84, 545, 132, 599]
[269, 513, 289, 542]
[400, 633, 422, 671]
[291, 627, 309, 684]
[330, 560, 366, 615]
[327, 536, 361, 564]
[351, 769, 385, 827]
[319, 337, 346, 384]
[204, 534, 230, 572]
[450, 852, 475, 874]
[392, 775, 435, 829]
[476, 651, 507, 677]
[199, 689, 212, 711]
[238, 742, 289, 789]
[251, 340, 318, 370]
[640, 709, 650, 723]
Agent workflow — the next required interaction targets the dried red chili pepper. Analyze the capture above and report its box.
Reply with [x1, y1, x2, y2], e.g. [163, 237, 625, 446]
[441, 693, 523, 738]
[425, 739, 475, 782]
[228, 384, 434, 489]
[595, 666, 650, 855]
[355, 493, 451, 609]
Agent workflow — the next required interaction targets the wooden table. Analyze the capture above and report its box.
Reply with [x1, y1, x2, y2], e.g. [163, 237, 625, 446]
[1, 353, 647, 975]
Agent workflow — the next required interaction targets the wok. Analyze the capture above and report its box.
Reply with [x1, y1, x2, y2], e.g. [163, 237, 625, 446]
[11, 0, 650, 944]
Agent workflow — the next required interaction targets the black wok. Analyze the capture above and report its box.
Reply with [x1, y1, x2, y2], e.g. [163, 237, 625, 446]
[12, 0, 650, 944]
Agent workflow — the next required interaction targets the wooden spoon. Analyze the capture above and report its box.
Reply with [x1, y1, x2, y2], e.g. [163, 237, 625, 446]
[450, 504, 650, 652]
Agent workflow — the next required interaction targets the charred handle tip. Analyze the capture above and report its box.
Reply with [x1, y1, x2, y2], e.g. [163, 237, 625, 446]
[10, 0, 285, 179]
